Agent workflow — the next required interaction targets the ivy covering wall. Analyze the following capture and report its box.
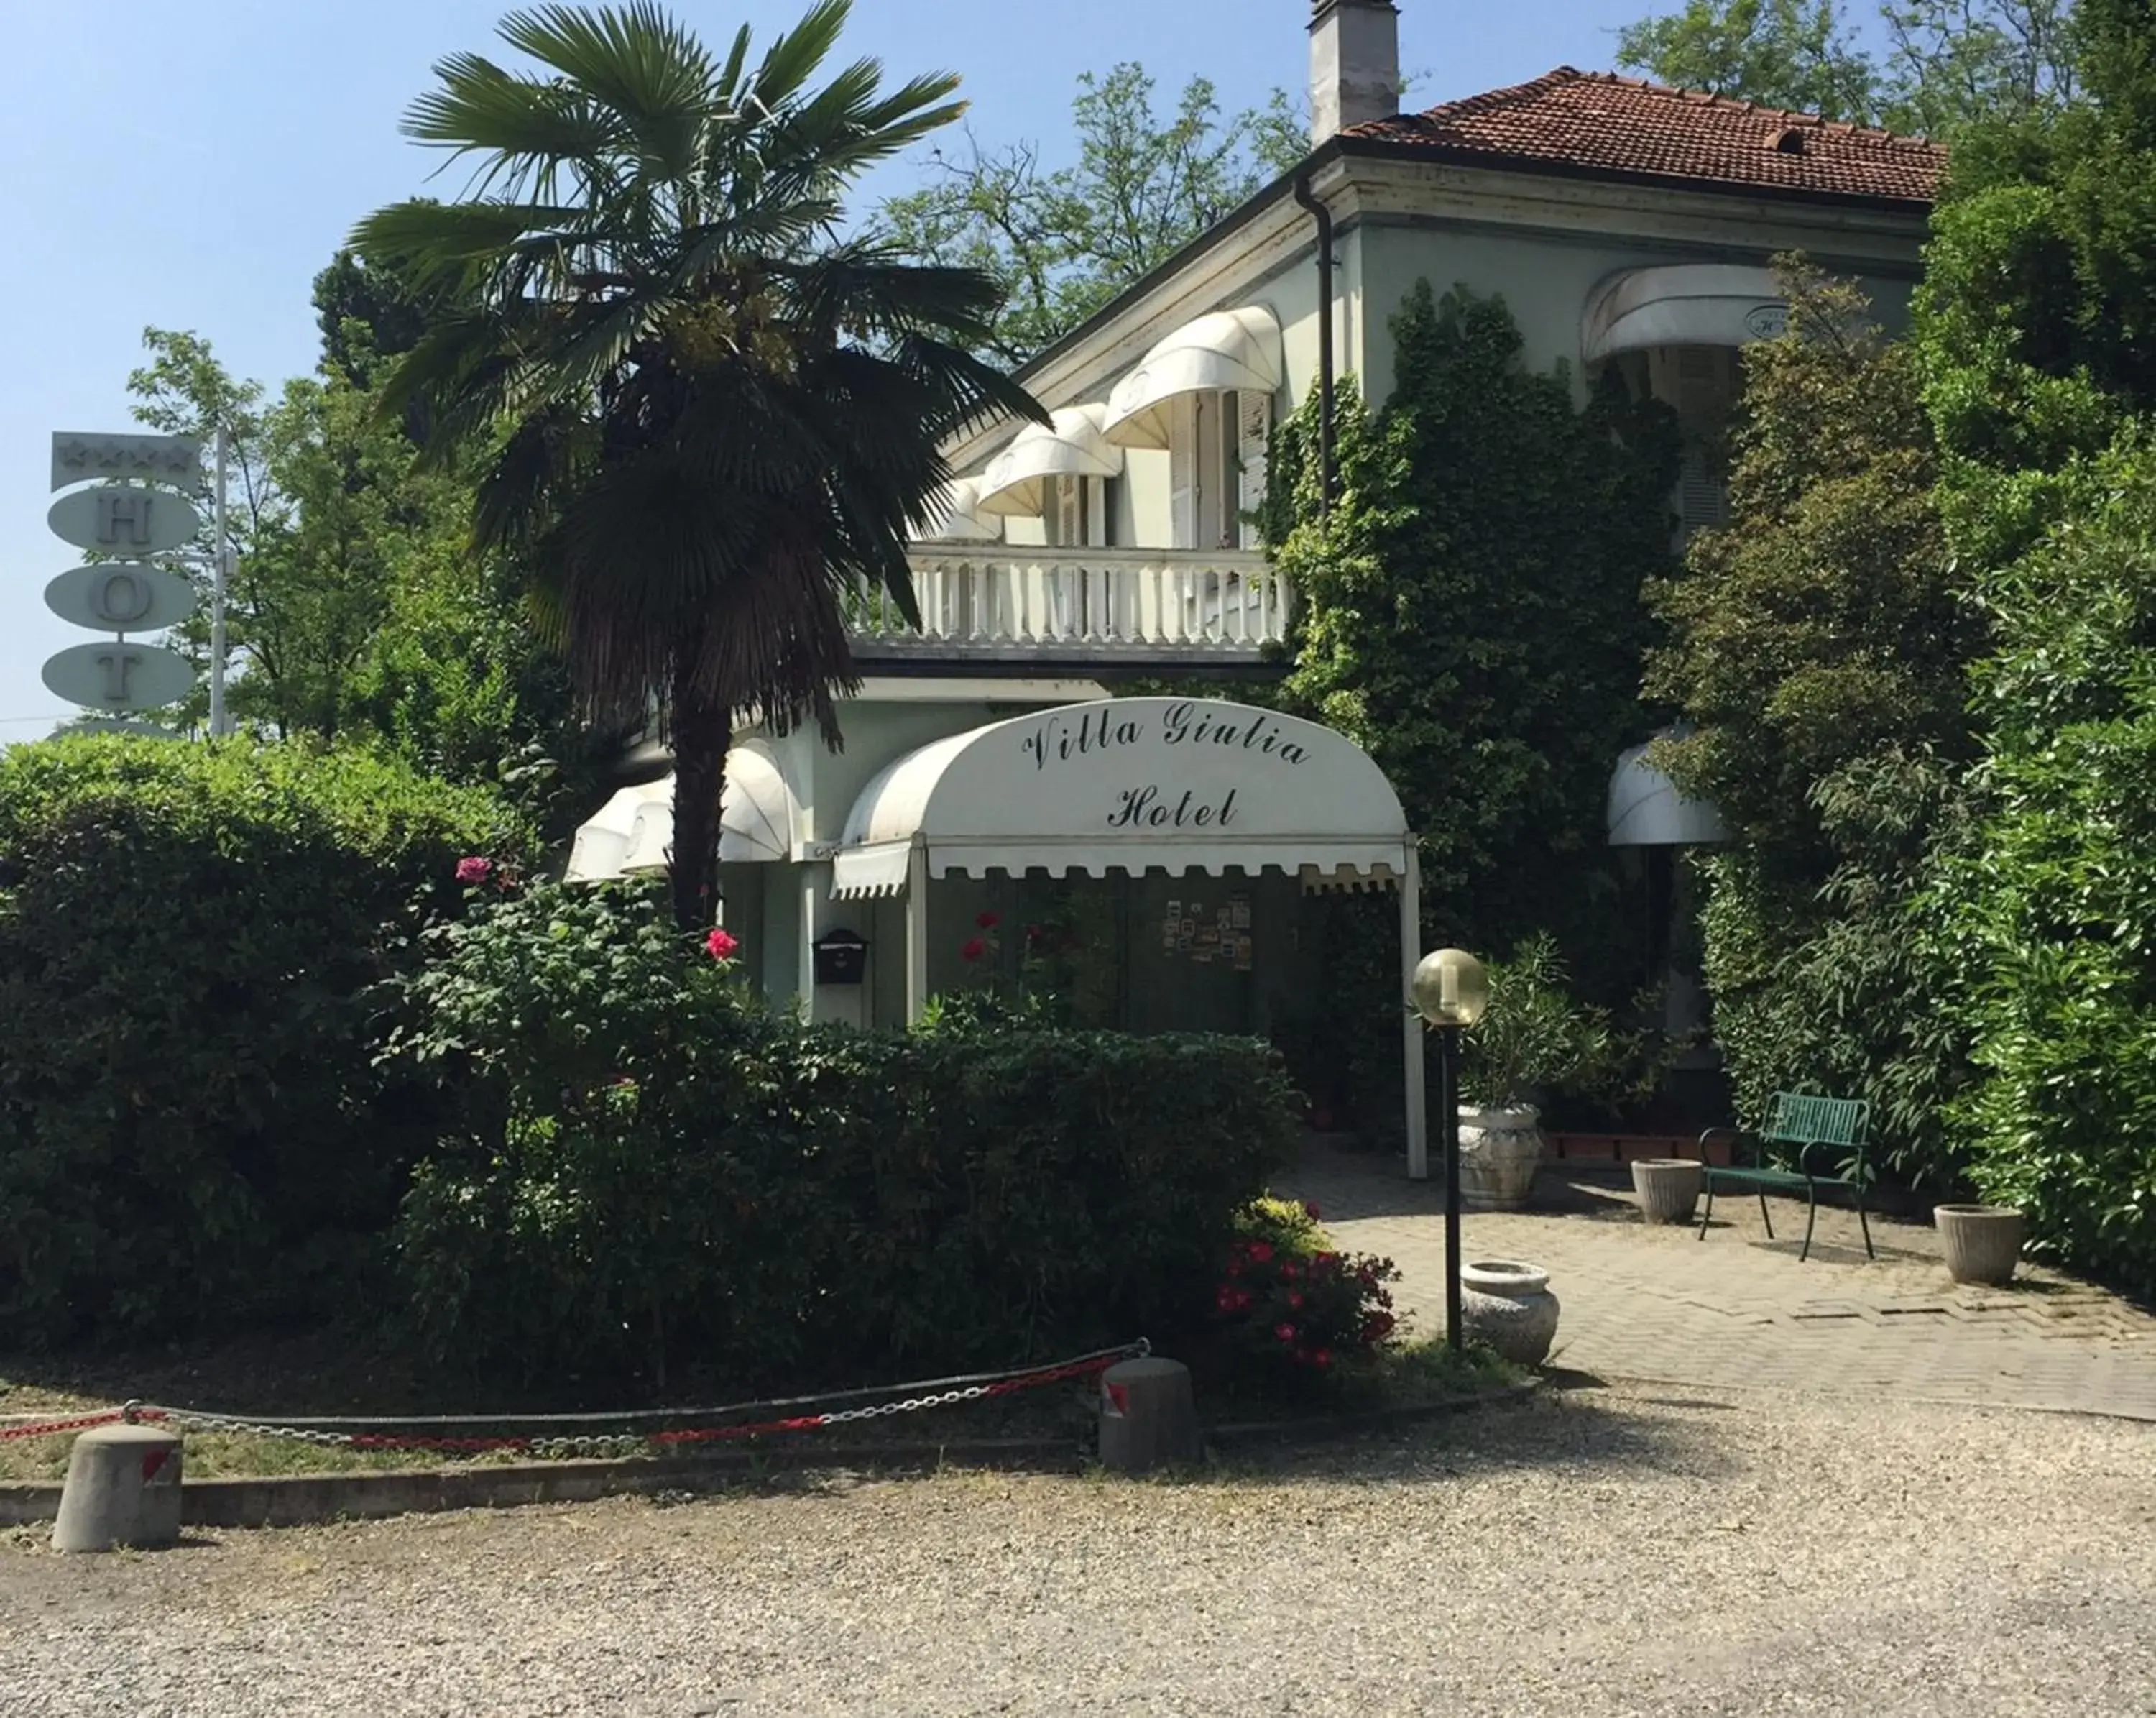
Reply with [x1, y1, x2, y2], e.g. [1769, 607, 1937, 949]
[1258, 281, 1681, 1130]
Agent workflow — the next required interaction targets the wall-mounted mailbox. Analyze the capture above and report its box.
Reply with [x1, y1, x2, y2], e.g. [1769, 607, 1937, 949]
[813, 928, 870, 986]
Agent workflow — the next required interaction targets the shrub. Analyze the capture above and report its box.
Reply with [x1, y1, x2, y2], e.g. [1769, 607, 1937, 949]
[1211, 1197, 1400, 1389]
[392, 879, 1304, 1389]
[0, 735, 519, 1343]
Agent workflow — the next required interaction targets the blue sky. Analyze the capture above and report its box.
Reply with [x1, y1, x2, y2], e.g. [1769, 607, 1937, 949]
[0, 0, 1725, 735]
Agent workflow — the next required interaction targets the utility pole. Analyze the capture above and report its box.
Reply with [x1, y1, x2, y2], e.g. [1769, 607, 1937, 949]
[208, 426, 229, 738]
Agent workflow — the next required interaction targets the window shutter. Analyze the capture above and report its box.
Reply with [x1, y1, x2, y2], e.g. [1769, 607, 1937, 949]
[1168, 392, 1198, 550]
[1677, 443, 1728, 533]
[1235, 390, 1273, 550]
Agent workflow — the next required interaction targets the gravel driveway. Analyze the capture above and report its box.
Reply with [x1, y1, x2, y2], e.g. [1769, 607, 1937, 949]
[6, 1384, 2154, 1717]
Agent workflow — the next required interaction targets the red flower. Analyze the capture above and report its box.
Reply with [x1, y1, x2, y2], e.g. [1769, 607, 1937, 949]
[977, 910, 1000, 929]
[1287, 1291, 1303, 1309]
[1312, 1348, 1334, 1369]
[1274, 1323, 1297, 1344]
[705, 927, 740, 962]
[454, 856, 493, 885]
[960, 937, 987, 963]
[1312, 1251, 1339, 1276]
[1304, 1201, 1322, 1222]
[1246, 1241, 1274, 1265]
[1281, 1260, 1302, 1280]
[1360, 1312, 1396, 1344]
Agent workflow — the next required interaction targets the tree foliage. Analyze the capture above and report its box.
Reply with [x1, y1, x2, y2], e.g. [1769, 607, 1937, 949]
[1616, 0, 2081, 132]
[357, 0, 1039, 930]
[877, 63, 1306, 365]
[1913, 0, 2156, 1290]
[1645, 265, 1981, 1183]
[119, 327, 585, 805]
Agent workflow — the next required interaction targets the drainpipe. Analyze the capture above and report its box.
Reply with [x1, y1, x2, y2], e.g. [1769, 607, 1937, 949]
[1293, 172, 1337, 513]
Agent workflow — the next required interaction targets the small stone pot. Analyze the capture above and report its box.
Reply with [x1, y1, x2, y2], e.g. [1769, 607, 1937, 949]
[1459, 1259, 1560, 1367]
[1631, 1158, 1703, 1226]
[1457, 1106, 1544, 1211]
[1935, 1203, 2025, 1286]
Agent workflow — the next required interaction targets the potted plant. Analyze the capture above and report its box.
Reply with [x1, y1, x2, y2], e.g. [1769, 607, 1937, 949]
[1456, 935, 1626, 1210]
[1934, 1202, 2025, 1286]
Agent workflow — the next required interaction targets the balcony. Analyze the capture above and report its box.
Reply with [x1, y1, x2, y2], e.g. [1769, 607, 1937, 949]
[847, 547, 1289, 677]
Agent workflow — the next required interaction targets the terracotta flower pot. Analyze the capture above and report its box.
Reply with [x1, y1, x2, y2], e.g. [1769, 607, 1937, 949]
[1935, 1203, 2024, 1286]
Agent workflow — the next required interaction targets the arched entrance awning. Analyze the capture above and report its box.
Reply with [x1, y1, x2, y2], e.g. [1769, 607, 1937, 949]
[565, 743, 801, 882]
[1582, 264, 1788, 363]
[830, 697, 1409, 897]
[826, 697, 1440, 1182]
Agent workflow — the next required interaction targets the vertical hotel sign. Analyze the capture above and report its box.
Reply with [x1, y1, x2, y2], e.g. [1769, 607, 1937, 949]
[42, 433, 203, 730]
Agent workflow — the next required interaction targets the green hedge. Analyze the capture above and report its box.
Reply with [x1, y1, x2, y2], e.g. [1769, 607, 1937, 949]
[392, 881, 1302, 1387]
[0, 736, 518, 1343]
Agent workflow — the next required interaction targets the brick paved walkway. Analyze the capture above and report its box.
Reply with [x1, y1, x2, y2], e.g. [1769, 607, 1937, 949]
[1276, 1141, 2156, 1420]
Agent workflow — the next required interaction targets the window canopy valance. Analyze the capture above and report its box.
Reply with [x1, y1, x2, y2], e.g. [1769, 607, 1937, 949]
[975, 404, 1125, 518]
[1101, 306, 1285, 450]
[913, 475, 1003, 543]
[565, 743, 801, 881]
[1583, 264, 1789, 362]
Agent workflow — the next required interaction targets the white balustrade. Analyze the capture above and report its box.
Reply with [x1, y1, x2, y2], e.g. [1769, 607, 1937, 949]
[850, 548, 1289, 657]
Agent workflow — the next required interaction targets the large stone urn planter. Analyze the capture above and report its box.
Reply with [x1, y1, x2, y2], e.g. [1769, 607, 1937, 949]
[1457, 1106, 1544, 1211]
[1631, 1158, 1703, 1226]
[1459, 1259, 1561, 1366]
[1935, 1203, 2025, 1286]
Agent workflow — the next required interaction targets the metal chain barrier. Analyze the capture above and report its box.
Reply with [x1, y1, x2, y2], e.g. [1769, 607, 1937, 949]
[0, 1341, 1151, 1459]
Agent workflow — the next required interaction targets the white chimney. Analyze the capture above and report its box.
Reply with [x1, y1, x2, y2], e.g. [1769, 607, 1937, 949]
[1309, 0, 1401, 145]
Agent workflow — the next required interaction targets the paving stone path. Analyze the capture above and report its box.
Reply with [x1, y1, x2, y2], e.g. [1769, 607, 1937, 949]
[1277, 1143, 2156, 1420]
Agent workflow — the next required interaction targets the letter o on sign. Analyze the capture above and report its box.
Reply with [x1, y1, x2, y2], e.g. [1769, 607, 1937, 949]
[44, 563, 198, 634]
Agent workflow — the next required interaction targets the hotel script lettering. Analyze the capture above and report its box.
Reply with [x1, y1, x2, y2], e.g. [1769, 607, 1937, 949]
[1017, 702, 1310, 831]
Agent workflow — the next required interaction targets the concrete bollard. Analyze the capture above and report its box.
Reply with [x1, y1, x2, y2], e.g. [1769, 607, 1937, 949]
[1096, 1356, 1199, 1475]
[52, 1423, 184, 1553]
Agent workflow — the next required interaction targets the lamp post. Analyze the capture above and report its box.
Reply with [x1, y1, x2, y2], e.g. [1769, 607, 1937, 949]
[1411, 947, 1489, 1351]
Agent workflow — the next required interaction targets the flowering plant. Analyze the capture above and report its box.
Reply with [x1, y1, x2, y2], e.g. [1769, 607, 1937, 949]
[1213, 1195, 1399, 1384]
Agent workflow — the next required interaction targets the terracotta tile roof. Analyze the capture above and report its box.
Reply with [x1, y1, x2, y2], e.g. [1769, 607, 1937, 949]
[1343, 67, 1944, 206]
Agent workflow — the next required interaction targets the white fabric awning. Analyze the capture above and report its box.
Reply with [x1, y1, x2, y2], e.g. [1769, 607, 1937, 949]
[565, 743, 801, 881]
[1608, 737, 1731, 846]
[976, 405, 1123, 518]
[1583, 265, 1789, 363]
[913, 476, 1003, 543]
[1101, 306, 1285, 450]
[829, 697, 1411, 899]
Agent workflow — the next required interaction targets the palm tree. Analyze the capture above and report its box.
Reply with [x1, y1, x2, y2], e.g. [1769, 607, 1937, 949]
[353, 0, 1043, 929]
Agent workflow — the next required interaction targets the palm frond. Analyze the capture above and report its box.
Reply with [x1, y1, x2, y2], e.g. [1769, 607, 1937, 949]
[402, 52, 620, 179]
[499, 3, 718, 179]
[750, 0, 851, 111]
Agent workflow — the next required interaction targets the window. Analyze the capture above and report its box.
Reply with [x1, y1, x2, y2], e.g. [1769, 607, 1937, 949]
[1168, 388, 1273, 552]
[1649, 345, 1738, 542]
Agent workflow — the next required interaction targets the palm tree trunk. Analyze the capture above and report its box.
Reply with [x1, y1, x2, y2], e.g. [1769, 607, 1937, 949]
[668, 645, 731, 934]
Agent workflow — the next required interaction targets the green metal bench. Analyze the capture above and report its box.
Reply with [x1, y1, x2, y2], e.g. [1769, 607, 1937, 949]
[1694, 1092, 1874, 1263]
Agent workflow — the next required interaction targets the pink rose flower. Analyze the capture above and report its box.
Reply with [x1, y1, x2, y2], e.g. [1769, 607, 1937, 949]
[454, 856, 493, 885]
[705, 927, 740, 962]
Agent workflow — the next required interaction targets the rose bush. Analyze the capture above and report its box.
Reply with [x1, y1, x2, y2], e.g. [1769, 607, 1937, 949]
[1213, 1196, 1400, 1388]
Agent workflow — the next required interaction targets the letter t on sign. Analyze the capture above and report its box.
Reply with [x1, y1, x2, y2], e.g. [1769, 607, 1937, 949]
[96, 650, 139, 703]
